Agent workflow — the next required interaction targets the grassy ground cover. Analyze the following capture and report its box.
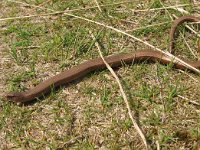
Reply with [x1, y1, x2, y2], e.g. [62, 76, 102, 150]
[0, 0, 199, 149]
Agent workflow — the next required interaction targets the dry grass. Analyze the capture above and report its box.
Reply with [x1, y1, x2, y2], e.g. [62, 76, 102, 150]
[0, 0, 200, 149]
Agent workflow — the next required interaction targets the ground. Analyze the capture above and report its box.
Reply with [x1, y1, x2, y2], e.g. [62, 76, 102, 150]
[0, 0, 200, 149]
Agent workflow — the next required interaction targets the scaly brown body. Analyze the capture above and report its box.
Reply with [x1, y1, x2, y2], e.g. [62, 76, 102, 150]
[5, 16, 200, 102]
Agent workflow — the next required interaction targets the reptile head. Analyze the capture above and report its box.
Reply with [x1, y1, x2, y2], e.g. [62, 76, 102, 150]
[5, 92, 25, 102]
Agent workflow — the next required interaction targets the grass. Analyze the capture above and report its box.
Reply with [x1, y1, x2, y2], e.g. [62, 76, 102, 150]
[0, 0, 200, 149]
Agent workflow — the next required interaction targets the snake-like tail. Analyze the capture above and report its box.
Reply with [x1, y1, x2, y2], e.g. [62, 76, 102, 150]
[169, 16, 200, 53]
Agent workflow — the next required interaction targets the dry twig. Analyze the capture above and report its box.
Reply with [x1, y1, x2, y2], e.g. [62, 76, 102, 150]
[180, 32, 198, 58]
[172, 14, 200, 38]
[94, 0, 102, 12]
[126, 21, 170, 32]
[7, 0, 133, 13]
[130, 4, 189, 12]
[90, 30, 150, 150]
[63, 13, 200, 73]
[178, 95, 200, 106]
[2, 1, 200, 73]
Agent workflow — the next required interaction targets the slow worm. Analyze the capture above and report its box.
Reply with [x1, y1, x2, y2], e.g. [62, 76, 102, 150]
[5, 16, 200, 102]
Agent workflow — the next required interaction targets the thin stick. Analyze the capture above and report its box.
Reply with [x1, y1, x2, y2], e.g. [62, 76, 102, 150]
[1, 12, 199, 74]
[4, 0, 200, 73]
[7, 0, 133, 13]
[94, 0, 102, 12]
[158, 0, 173, 20]
[172, 14, 200, 38]
[0, 12, 61, 21]
[62, 13, 200, 73]
[130, 4, 189, 12]
[178, 70, 199, 82]
[90, 31, 150, 150]
[156, 140, 160, 150]
[38, 0, 52, 7]
[180, 32, 198, 58]
[178, 95, 200, 106]
[158, 1, 199, 71]
[7, 0, 53, 11]
[126, 21, 170, 32]
[162, 6, 200, 81]
[16, 46, 40, 50]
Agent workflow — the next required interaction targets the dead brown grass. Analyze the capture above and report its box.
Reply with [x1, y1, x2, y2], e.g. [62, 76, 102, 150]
[0, 0, 200, 149]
